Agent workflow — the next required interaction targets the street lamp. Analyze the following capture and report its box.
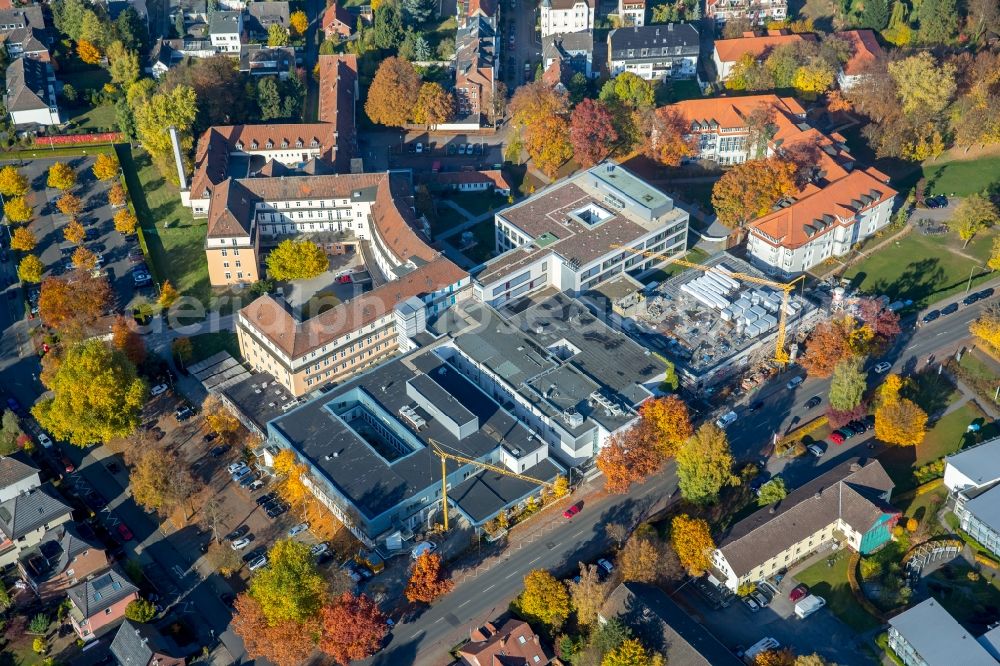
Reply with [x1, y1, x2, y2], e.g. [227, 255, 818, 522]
[967, 262, 986, 293]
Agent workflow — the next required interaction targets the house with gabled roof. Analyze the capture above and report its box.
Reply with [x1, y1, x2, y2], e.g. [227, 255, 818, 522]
[711, 458, 897, 591]
[0, 455, 73, 568]
[110, 620, 185, 666]
[5, 55, 60, 127]
[17, 522, 108, 600]
[68, 566, 140, 641]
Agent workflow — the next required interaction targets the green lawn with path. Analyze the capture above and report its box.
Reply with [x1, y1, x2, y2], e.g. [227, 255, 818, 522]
[187, 331, 241, 364]
[64, 104, 117, 133]
[117, 147, 211, 309]
[795, 550, 880, 632]
[844, 232, 997, 307]
[457, 219, 498, 265]
[446, 191, 509, 217]
[922, 155, 1000, 198]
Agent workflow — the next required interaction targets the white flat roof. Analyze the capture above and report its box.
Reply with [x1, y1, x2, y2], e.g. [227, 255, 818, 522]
[888, 599, 997, 666]
[946, 437, 1000, 488]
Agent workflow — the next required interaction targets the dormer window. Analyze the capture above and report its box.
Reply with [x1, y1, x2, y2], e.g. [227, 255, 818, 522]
[235, 142, 243, 150]
[281, 139, 289, 148]
[251, 140, 259, 149]
[310, 138, 319, 147]
[295, 139, 303, 147]
[266, 140, 274, 149]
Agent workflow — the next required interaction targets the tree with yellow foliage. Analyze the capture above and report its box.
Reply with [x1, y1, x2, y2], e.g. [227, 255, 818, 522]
[514, 570, 571, 630]
[0, 165, 29, 197]
[971, 305, 1000, 350]
[3, 196, 32, 223]
[602, 638, 663, 666]
[56, 193, 84, 217]
[159, 280, 179, 308]
[617, 535, 661, 583]
[114, 209, 138, 235]
[639, 394, 693, 457]
[72, 246, 97, 270]
[756, 648, 797, 666]
[47, 162, 77, 191]
[203, 396, 241, 444]
[10, 227, 36, 252]
[64, 219, 86, 245]
[92, 153, 121, 181]
[18, 254, 44, 283]
[670, 514, 714, 575]
[875, 398, 927, 446]
[289, 10, 308, 36]
[273, 448, 310, 506]
[76, 39, 102, 65]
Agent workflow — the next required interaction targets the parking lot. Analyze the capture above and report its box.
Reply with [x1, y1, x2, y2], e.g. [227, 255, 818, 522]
[388, 134, 505, 173]
[1, 155, 152, 316]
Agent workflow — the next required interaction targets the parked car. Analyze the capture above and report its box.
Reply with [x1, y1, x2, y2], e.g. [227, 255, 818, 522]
[563, 504, 581, 519]
[84, 491, 107, 510]
[922, 310, 941, 324]
[742, 596, 760, 612]
[807, 444, 824, 458]
[415, 142, 423, 154]
[789, 584, 809, 602]
[5, 397, 24, 415]
[61, 456, 75, 473]
[256, 492, 278, 506]
[231, 536, 253, 550]
[786, 376, 804, 390]
[310, 542, 329, 557]
[288, 522, 309, 537]
[715, 411, 738, 429]
[337, 273, 352, 284]
[266, 503, 289, 519]
[225, 527, 249, 543]
[210, 445, 230, 458]
[411, 542, 438, 559]
[977, 288, 995, 300]
[873, 361, 892, 374]
[751, 590, 770, 607]
[248, 479, 266, 491]
[242, 547, 266, 564]
[150, 384, 169, 397]
[238, 473, 257, 488]
[116, 523, 134, 542]
[805, 395, 822, 409]
[964, 293, 982, 306]
[174, 406, 194, 421]
[597, 558, 614, 575]
[942, 302, 959, 316]
[830, 431, 846, 445]
[37, 433, 53, 448]
[248, 555, 268, 571]
[227, 462, 248, 475]
[848, 419, 870, 433]
[748, 400, 764, 412]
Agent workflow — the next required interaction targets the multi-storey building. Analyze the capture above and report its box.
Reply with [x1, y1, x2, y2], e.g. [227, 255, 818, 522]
[68, 567, 139, 641]
[5, 56, 60, 126]
[245, 1, 289, 41]
[618, 0, 645, 26]
[18, 523, 108, 601]
[836, 29, 883, 90]
[0, 455, 73, 567]
[608, 23, 699, 81]
[746, 167, 896, 277]
[454, 16, 497, 123]
[4, 27, 49, 61]
[705, 0, 787, 24]
[713, 30, 816, 80]
[540, 0, 594, 37]
[208, 10, 242, 53]
[887, 598, 999, 666]
[474, 162, 689, 308]
[945, 438, 1000, 560]
[542, 32, 594, 79]
[711, 459, 896, 591]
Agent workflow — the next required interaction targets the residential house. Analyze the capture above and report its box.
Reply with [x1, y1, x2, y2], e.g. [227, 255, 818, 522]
[0, 455, 73, 568]
[5, 56, 60, 127]
[146, 38, 221, 77]
[945, 438, 1000, 559]
[246, 1, 289, 42]
[539, 0, 594, 37]
[542, 31, 594, 78]
[458, 618, 551, 665]
[322, 1, 353, 39]
[316, 53, 359, 172]
[746, 166, 896, 276]
[705, 0, 786, 25]
[712, 30, 817, 80]
[110, 620, 185, 666]
[0, 6, 45, 39]
[427, 170, 511, 196]
[17, 523, 108, 601]
[711, 458, 897, 591]
[886, 598, 998, 666]
[608, 23, 699, 81]
[454, 16, 497, 124]
[458, 0, 498, 27]
[68, 567, 140, 641]
[4, 27, 49, 60]
[208, 11, 242, 53]
[618, 0, 645, 26]
[475, 161, 689, 307]
[239, 45, 295, 77]
[600, 582, 744, 665]
[836, 29, 883, 90]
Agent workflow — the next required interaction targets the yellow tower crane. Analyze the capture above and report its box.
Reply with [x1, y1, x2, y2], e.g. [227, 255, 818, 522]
[430, 439, 555, 532]
[610, 244, 806, 365]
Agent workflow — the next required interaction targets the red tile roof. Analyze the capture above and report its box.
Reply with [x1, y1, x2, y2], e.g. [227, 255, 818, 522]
[317, 54, 358, 171]
[322, 2, 353, 35]
[431, 170, 510, 190]
[837, 29, 883, 76]
[240, 257, 466, 358]
[668, 94, 806, 139]
[749, 167, 897, 249]
[459, 618, 550, 666]
[714, 31, 817, 63]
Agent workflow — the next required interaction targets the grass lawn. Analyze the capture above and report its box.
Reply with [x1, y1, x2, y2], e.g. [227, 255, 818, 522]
[644, 247, 710, 283]
[922, 155, 1000, 198]
[795, 549, 881, 632]
[844, 232, 997, 307]
[666, 78, 702, 103]
[64, 104, 117, 133]
[446, 191, 509, 217]
[61, 68, 111, 92]
[433, 205, 470, 236]
[117, 147, 212, 309]
[956, 349, 1000, 406]
[927, 560, 1000, 633]
[187, 331, 241, 364]
[897, 485, 947, 525]
[0, 144, 115, 160]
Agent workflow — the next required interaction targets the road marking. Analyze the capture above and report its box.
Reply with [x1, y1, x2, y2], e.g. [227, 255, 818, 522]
[172, 565, 185, 578]
[434, 618, 443, 624]
[574, 529, 585, 537]
[529, 556, 541, 565]
[458, 599, 471, 608]
[483, 584, 495, 592]
[505, 570, 518, 580]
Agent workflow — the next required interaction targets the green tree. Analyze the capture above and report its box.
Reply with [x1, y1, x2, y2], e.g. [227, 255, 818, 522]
[115, 6, 146, 51]
[861, 0, 889, 29]
[916, 0, 958, 43]
[268, 23, 289, 46]
[132, 84, 198, 184]
[402, 0, 436, 22]
[829, 356, 866, 411]
[372, 1, 404, 49]
[265, 239, 329, 281]
[250, 539, 328, 624]
[257, 77, 284, 120]
[676, 423, 739, 504]
[598, 71, 654, 109]
[107, 41, 140, 87]
[124, 598, 157, 622]
[32, 340, 147, 446]
[887, 52, 956, 116]
[0, 409, 21, 456]
[757, 477, 787, 505]
[949, 193, 999, 247]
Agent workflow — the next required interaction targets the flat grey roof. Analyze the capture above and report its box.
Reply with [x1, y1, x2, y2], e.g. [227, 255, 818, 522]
[221, 371, 304, 434]
[946, 437, 1000, 488]
[963, 482, 1000, 534]
[888, 598, 997, 666]
[592, 163, 671, 211]
[269, 348, 559, 522]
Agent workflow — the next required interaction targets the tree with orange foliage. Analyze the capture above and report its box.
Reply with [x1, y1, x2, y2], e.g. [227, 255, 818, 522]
[875, 397, 927, 446]
[38, 273, 110, 336]
[159, 280, 179, 308]
[711, 158, 797, 232]
[596, 425, 661, 494]
[405, 552, 453, 604]
[273, 448, 310, 506]
[63, 219, 86, 244]
[799, 317, 853, 378]
[111, 316, 146, 365]
[72, 246, 97, 270]
[645, 107, 697, 166]
[10, 226, 37, 252]
[670, 514, 714, 575]
[640, 394, 693, 457]
[319, 592, 388, 665]
[756, 648, 797, 666]
[76, 40, 102, 65]
[56, 193, 83, 217]
[827, 90, 852, 112]
[114, 209, 138, 235]
[231, 594, 320, 666]
[525, 115, 573, 179]
[108, 182, 128, 208]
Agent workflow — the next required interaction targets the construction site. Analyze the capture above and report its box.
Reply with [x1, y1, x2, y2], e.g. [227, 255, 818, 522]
[591, 253, 820, 391]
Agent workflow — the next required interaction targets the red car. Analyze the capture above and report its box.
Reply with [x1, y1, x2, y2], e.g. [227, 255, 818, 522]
[789, 584, 809, 602]
[60, 456, 75, 473]
[563, 504, 581, 519]
[116, 523, 134, 542]
[337, 274, 352, 284]
[830, 431, 846, 445]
